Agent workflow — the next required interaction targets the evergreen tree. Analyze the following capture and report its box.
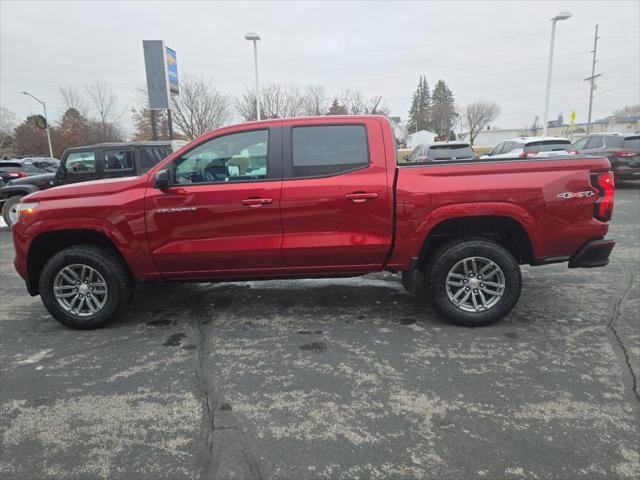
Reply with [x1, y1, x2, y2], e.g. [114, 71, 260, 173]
[431, 79, 457, 137]
[407, 76, 431, 133]
[327, 97, 348, 115]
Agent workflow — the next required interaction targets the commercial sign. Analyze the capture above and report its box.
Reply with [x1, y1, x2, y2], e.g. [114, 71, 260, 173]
[142, 40, 179, 109]
[166, 47, 179, 95]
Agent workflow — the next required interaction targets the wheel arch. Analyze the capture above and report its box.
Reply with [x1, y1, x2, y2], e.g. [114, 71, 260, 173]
[27, 229, 134, 295]
[416, 215, 535, 270]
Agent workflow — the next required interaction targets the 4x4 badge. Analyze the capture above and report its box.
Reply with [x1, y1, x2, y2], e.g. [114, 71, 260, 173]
[557, 191, 595, 199]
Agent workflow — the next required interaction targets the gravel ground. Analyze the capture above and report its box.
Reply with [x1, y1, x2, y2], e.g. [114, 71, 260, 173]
[1, 183, 638, 480]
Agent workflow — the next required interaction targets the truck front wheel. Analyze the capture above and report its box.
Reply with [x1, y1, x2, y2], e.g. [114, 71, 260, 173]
[39, 245, 132, 329]
[425, 238, 521, 326]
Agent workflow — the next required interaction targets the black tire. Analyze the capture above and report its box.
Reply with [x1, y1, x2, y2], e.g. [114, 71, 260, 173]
[2, 195, 23, 230]
[424, 238, 521, 327]
[39, 245, 132, 329]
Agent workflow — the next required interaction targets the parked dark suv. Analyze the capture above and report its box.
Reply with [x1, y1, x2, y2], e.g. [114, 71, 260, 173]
[0, 157, 59, 184]
[1, 141, 177, 227]
[573, 133, 640, 182]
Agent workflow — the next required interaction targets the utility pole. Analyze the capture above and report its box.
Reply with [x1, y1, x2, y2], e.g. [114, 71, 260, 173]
[584, 24, 602, 135]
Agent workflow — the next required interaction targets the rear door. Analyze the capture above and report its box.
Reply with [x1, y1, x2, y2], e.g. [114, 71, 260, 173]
[280, 119, 391, 270]
[145, 126, 286, 276]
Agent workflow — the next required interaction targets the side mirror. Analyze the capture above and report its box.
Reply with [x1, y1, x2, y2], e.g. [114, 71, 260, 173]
[154, 169, 170, 190]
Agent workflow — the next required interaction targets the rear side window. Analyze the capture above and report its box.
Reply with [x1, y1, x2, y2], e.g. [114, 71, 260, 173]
[585, 137, 604, 149]
[524, 140, 572, 153]
[603, 136, 624, 148]
[291, 125, 368, 177]
[623, 136, 640, 151]
[428, 145, 475, 161]
[0, 162, 23, 171]
[104, 149, 134, 171]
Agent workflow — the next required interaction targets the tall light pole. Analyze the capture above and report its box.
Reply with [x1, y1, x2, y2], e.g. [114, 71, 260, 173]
[543, 11, 572, 136]
[21, 91, 54, 158]
[244, 32, 261, 121]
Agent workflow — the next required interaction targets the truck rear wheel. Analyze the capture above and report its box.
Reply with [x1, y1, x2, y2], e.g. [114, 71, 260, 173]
[2, 195, 23, 229]
[39, 245, 131, 329]
[425, 238, 521, 326]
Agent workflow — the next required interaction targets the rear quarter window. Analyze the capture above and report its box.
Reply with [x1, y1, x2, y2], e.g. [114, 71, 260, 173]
[138, 146, 173, 173]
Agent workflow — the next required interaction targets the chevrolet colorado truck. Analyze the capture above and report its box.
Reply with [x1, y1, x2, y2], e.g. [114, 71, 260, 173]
[11, 116, 616, 329]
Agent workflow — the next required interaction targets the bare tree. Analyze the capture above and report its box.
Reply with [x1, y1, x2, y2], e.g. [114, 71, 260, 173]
[339, 89, 389, 116]
[85, 81, 119, 128]
[59, 85, 87, 114]
[301, 85, 328, 116]
[171, 75, 231, 139]
[464, 101, 500, 145]
[236, 83, 306, 121]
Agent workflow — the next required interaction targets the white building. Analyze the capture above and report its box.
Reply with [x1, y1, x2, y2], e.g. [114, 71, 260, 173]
[405, 130, 437, 149]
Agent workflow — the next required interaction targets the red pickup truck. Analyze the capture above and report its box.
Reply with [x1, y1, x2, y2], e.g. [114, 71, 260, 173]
[11, 116, 615, 329]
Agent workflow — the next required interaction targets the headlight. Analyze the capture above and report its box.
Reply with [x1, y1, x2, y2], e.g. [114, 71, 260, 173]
[14, 202, 39, 222]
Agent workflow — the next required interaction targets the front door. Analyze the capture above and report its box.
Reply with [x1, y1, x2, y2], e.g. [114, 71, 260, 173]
[280, 121, 392, 270]
[145, 126, 285, 277]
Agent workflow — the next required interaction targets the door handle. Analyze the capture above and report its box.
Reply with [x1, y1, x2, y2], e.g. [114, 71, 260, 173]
[241, 198, 272, 207]
[345, 192, 378, 203]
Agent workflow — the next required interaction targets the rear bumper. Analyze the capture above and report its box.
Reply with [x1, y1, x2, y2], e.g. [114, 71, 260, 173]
[614, 165, 640, 180]
[568, 238, 615, 268]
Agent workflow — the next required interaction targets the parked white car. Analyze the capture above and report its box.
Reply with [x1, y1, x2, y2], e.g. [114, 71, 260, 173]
[482, 137, 578, 159]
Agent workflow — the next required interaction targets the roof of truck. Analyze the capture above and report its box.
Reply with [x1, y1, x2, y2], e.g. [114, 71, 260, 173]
[64, 141, 173, 152]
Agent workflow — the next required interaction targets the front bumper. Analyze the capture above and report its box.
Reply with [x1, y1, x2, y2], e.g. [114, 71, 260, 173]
[568, 238, 615, 268]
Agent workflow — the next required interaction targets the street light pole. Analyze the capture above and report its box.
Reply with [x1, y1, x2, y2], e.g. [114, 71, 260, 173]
[245, 32, 261, 121]
[543, 11, 572, 136]
[21, 91, 54, 158]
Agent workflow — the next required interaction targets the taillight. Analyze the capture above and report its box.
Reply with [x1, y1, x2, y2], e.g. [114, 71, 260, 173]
[567, 149, 579, 154]
[591, 171, 615, 222]
[17, 171, 27, 178]
[615, 150, 635, 158]
[518, 152, 537, 158]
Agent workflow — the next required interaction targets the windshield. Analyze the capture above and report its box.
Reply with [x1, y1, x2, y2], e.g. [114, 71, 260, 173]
[524, 140, 572, 153]
[428, 145, 475, 160]
[623, 137, 640, 152]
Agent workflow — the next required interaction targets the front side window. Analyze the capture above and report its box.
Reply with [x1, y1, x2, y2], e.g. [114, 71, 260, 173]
[291, 125, 368, 177]
[174, 130, 268, 185]
[104, 149, 134, 171]
[65, 151, 96, 173]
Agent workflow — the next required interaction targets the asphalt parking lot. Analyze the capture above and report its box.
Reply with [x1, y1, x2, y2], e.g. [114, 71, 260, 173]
[1, 184, 638, 480]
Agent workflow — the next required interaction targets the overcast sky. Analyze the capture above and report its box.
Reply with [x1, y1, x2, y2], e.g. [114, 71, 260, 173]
[1, 0, 638, 134]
